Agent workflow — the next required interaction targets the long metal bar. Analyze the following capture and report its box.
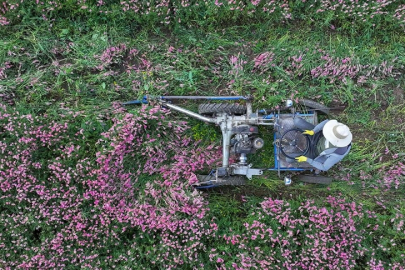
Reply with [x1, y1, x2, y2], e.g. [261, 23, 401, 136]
[123, 95, 250, 105]
[163, 102, 216, 123]
[122, 99, 148, 105]
[268, 168, 306, 171]
[161, 96, 249, 100]
[220, 117, 232, 168]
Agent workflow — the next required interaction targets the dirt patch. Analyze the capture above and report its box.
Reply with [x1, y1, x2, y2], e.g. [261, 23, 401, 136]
[392, 86, 404, 105]
[349, 123, 377, 143]
[374, 85, 404, 109]
[327, 100, 347, 114]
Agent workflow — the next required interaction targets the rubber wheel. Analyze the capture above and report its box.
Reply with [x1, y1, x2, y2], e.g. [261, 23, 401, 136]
[217, 176, 246, 186]
[279, 129, 310, 159]
[296, 174, 332, 185]
[198, 103, 246, 116]
[196, 175, 246, 186]
[297, 99, 330, 115]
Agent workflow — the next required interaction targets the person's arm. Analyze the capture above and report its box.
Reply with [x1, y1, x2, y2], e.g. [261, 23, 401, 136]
[312, 120, 329, 134]
[306, 154, 342, 171]
[306, 146, 351, 171]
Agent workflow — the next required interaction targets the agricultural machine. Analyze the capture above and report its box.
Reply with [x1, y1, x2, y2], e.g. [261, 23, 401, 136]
[124, 96, 333, 187]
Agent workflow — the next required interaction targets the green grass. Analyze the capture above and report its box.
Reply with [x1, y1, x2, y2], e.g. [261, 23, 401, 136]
[1, 3, 405, 267]
[2, 17, 403, 178]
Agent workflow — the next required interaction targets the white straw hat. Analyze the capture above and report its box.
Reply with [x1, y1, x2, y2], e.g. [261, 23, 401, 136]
[322, 120, 352, 147]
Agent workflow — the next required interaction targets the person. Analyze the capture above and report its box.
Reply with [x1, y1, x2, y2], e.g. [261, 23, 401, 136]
[293, 117, 352, 171]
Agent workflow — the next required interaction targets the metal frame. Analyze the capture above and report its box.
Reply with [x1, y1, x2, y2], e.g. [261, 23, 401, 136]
[269, 115, 315, 177]
[123, 95, 315, 186]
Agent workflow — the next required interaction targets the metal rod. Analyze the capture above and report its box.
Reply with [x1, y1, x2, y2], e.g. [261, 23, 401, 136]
[268, 168, 306, 171]
[123, 95, 250, 105]
[221, 119, 231, 168]
[122, 99, 148, 105]
[246, 101, 253, 118]
[163, 103, 216, 123]
[160, 96, 249, 100]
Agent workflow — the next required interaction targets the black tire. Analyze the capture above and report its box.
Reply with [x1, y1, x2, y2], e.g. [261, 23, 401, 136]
[297, 99, 330, 115]
[196, 175, 246, 186]
[198, 103, 246, 116]
[279, 129, 310, 159]
[296, 174, 332, 185]
[216, 176, 247, 186]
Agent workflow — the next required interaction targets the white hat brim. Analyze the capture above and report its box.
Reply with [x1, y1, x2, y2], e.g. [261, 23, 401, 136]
[322, 120, 352, 147]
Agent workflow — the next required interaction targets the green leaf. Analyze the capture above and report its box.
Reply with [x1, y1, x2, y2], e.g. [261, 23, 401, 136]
[188, 71, 193, 84]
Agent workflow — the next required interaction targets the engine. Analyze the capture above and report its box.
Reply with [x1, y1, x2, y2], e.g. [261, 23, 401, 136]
[231, 125, 264, 155]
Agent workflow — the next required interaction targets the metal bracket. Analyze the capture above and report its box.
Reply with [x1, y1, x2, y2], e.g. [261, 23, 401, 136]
[231, 164, 263, 180]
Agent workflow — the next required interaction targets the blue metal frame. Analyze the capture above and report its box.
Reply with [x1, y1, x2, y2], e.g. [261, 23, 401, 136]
[265, 112, 316, 172]
[122, 95, 250, 105]
[268, 130, 306, 172]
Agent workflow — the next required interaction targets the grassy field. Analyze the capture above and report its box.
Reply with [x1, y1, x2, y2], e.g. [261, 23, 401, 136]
[1, 1, 405, 269]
